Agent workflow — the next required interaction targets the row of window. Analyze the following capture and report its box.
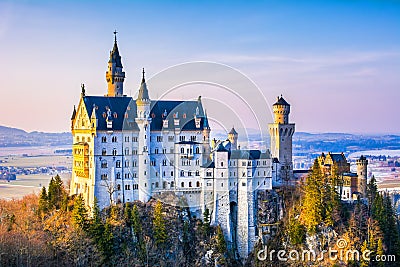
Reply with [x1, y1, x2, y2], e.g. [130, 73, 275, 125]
[76, 136, 91, 142]
[101, 135, 201, 143]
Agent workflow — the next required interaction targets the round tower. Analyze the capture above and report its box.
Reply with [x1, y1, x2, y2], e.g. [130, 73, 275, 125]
[106, 31, 125, 97]
[228, 127, 238, 150]
[356, 155, 368, 197]
[272, 95, 290, 124]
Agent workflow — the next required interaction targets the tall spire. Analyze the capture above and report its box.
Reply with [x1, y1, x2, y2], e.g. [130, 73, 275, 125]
[106, 31, 125, 96]
[137, 68, 150, 100]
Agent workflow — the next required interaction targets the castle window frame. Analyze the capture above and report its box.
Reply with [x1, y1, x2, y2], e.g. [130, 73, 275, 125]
[102, 148, 106, 155]
[180, 170, 185, 177]
[155, 148, 159, 154]
[189, 182, 192, 187]
[116, 160, 121, 168]
[171, 171, 174, 176]
[101, 136, 107, 143]
[196, 147, 200, 154]
[101, 174, 108, 180]
[117, 184, 121, 191]
[155, 182, 159, 188]
[101, 160, 108, 168]
[195, 170, 200, 176]
[171, 181, 174, 188]
[168, 136, 174, 142]
[125, 184, 130, 190]
[116, 172, 121, 179]
[162, 160, 167, 166]
[181, 182, 184, 188]
[112, 149, 117, 156]
[157, 136, 163, 142]
[132, 137, 138, 142]
[133, 184, 138, 190]
[196, 181, 200, 187]
[112, 136, 117, 142]
[188, 171, 192, 176]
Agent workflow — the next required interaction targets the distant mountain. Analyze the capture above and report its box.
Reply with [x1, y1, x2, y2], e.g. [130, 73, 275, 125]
[0, 125, 71, 147]
[0, 125, 27, 135]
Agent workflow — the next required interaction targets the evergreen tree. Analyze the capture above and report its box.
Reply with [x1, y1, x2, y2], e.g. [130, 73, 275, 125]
[153, 200, 167, 247]
[72, 194, 88, 230]
[124, 202, 132, 226]
[360, 240, 369, 267]
[38, 186, 48, 216]
[131, 204, 142, 240]
[47, 174, 64, 209]
[287, 217, 306, 245]
[300, 159, 323, 233]
[203, 208, 211, 237]
[216, 225, 227, 254]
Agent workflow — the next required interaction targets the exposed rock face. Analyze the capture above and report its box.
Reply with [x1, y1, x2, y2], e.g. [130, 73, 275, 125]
[257, 190, 284, 244]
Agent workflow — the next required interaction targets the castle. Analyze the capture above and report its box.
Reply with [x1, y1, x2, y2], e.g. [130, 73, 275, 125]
[70, 34, 295, 258]
[317, 152, 368, 201]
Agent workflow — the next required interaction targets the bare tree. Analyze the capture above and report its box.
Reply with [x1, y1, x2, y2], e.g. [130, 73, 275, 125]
[101, 180, 116, 205]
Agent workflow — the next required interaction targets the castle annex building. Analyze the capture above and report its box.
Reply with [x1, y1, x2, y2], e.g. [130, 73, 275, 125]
[70, 34, 295, 258]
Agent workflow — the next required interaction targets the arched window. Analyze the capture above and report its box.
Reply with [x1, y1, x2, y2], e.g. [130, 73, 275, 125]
[116, 160, 121, 168]
[196, 181, 200, 187]
[116, 172, 121, 179]
[171, 181, 174, 188]
[117, 184, 121, 191]
[102, 148, 106, 155]
[196, 147, 200, 154]
[181, 147, 184, 154]
[155, 182, 159, 188]
[102, 136, 107, 143]
[112, 149, 117, 156]
[180, 170, 185, 177]
[189, 182, 192, 187]
[181, 182, 184, 188]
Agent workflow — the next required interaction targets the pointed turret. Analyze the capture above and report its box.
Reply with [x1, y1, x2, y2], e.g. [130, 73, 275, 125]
[71, 105, 76, 120]
[106, 31, 125, 97]
[228, 126, 238, 150]
[137, 68, 150, 100]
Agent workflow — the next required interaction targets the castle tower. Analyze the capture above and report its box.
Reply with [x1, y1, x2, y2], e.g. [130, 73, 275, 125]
[135, 69, 152, 202]
[105, 31, 125, 97]
[202, 112, 211, 163]
[228, 127, 238, 150]
[356, 155, 368, 197]
[268, 95, 295, 185]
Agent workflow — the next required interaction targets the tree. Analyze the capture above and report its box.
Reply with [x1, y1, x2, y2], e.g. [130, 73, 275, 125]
[216, 225, 227, 254]
[131, 204, 142, 240]
[72, 194, 88, 230]
[101, 180, 116, 206]
[38, 186, 48, 217]
[288, 217, 306, 245]
[153, 200, 167, 247]
[300, 160, 323, 233]
[47, 175, 64, 209]
[203, 208, 211, 237]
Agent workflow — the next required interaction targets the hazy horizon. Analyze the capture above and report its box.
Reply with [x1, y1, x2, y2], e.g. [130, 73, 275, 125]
[1, 1, 399, 133]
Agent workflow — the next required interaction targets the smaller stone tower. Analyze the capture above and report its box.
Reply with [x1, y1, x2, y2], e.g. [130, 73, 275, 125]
[356, 155, 368, 197]
[268, 95, 295, 185]
[228, 127, 238, 150]
[106, 31, 125, 97]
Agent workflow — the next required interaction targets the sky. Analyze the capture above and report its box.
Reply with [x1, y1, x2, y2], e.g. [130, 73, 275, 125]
[0, 0, 399, 134]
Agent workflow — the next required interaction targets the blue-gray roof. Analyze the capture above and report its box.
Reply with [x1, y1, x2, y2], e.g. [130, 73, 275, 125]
[82, 96, 207, 131]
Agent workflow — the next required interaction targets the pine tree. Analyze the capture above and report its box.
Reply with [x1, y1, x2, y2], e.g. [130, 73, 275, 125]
[216, 225, 227, 254]
[124, 202, 132, 226]
[47, 174, 64, 209]
[38, 186, 48, 217]
[153, 200, 167, 247]
[72, 194, 88, 230]
[300, 159, 323, 233]
[131, 204, 142, 240]
[203, 208, 211, 237]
